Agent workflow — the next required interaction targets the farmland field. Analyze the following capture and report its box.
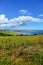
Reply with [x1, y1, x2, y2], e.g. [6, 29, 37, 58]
[0, 30, 43, 65]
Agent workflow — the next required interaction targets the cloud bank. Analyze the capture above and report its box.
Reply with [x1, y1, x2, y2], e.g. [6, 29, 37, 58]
[0, 14, 43, 29]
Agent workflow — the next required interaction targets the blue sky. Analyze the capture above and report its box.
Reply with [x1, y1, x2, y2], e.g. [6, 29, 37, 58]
[0, 0, 43, 30]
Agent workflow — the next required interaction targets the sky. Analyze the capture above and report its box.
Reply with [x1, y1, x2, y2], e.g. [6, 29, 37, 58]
[0, 0, 43, 30]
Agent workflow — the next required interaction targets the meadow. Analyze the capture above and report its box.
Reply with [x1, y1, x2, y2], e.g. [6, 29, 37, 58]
[0, 30, 43, 65]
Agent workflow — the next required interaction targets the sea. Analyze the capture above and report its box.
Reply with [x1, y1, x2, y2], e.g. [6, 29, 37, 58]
[16, 30, 43, 35]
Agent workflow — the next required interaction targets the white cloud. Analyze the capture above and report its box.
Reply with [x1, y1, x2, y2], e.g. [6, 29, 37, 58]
[19, 9, 28, 14]
[0, 14, 43, 28]
[19, 9, 32, 15]
[39, 14, 43, 17]
[12, 16, 43, 22]
[0, 14, 8, 23]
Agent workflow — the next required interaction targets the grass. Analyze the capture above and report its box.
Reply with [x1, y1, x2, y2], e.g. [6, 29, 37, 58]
[0, 30, 17, 36]
[0, 30, 43, 65]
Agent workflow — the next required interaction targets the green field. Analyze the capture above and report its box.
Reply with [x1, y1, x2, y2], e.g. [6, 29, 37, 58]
[0, 30, 43, 65]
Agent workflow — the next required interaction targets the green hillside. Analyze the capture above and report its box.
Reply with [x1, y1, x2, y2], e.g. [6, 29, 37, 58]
[0, 30, 17, 36]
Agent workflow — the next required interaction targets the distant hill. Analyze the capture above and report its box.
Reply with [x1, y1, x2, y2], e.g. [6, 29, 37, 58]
[0, 30, 17, 36]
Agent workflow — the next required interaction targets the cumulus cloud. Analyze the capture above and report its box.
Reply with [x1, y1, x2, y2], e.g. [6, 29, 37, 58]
[0, 14, 8, 23]
[0, 14, 43, 29]
[13, 16, 43, 22]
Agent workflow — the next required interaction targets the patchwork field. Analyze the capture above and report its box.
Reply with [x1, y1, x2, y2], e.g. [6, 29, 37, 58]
[0, 30, 43, 65]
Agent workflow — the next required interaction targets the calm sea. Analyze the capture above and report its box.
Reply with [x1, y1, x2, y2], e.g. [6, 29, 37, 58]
[17, 30, 43, 35]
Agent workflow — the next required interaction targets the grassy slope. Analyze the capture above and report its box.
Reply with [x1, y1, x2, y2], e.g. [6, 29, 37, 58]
[0, 30, 43, 65]
[0, 30, 17, 36]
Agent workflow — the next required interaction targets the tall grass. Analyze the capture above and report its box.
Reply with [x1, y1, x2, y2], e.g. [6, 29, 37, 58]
[0, 35, 43, 65]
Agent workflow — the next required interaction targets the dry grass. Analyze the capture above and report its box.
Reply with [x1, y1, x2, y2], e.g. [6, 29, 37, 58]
[0, 35, 43, 65]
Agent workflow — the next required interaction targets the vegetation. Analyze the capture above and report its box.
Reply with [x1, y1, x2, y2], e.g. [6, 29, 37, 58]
[0, 30, 43, 65]
[0, 30, 17, 36]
